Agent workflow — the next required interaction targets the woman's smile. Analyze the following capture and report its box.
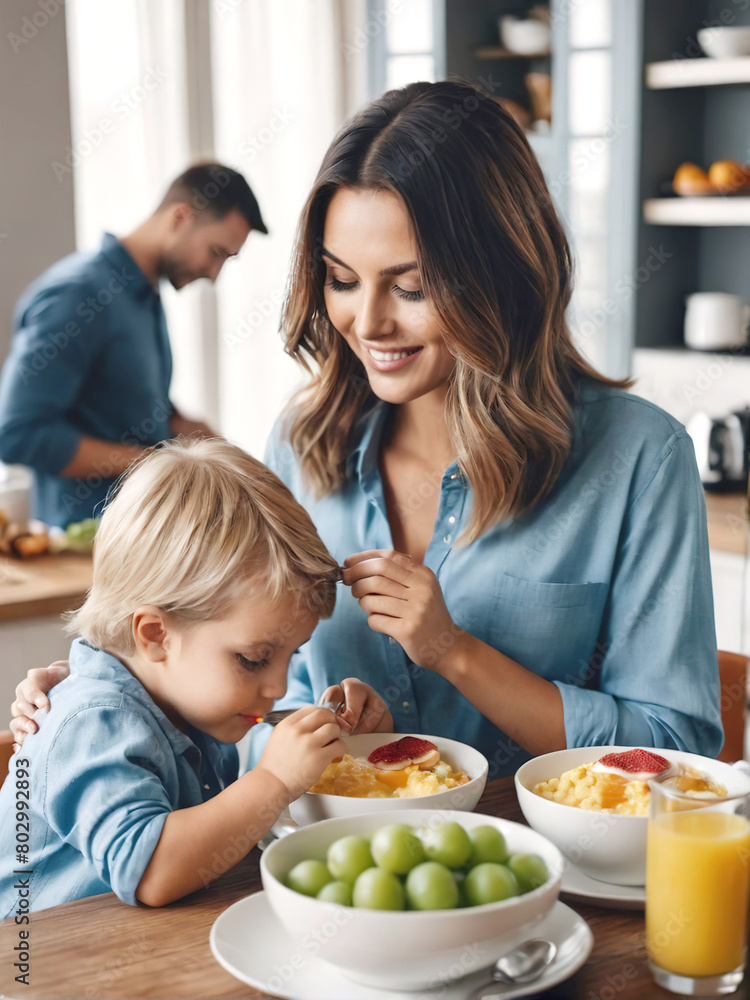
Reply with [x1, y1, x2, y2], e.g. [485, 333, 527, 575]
[364, 344, 423, 371]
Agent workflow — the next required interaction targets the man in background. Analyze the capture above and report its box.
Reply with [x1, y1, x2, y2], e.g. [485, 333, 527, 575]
[0, 162, 267, 527]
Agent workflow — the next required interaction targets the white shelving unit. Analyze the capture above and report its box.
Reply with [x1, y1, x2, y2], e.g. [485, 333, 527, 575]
[643, 197, 750, 226]
[645, 57, 750, 90]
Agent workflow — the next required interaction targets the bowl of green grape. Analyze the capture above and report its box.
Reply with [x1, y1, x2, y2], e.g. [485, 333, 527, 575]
[260, 808, 563, 991]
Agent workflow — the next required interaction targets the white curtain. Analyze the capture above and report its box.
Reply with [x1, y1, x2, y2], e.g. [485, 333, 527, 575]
[65, 0, 210, 425]
[210, 0, 350, 460]
[67, 0, 364, 457]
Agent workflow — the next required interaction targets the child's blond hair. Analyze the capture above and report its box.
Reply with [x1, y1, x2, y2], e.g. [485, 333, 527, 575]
[66, 437, 339, 655]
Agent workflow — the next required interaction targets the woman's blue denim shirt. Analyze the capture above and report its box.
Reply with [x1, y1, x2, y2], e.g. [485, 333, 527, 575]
[250, 383, 723, 777]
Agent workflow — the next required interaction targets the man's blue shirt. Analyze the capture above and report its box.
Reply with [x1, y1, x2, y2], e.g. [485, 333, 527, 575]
[0, 639, 238, 917]
[0, 234, 173, 526]
[250, 382, 723, 776]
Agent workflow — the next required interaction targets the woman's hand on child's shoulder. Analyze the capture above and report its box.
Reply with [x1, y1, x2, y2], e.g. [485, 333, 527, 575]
[258, 705, 347, 801]
[321, 678, 394, 735]
[10, 661, 70, 748]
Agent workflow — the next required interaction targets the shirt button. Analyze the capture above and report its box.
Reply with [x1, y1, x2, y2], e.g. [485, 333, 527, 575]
[443, 534, 451, 544]
[203, 783, 210, 790]
[450, 472, 458, 479]
[448, 515, 456, 524]
[402, 701, 410, 709]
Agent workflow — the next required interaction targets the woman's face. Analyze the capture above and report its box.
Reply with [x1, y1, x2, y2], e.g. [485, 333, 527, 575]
[322, 187, 454, 407]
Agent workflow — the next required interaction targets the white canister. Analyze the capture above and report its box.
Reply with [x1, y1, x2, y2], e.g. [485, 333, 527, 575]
[684, 292, 750, 350]
[0, 464, 32, 524]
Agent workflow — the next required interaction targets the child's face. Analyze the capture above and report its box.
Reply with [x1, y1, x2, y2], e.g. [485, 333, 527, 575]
[159, 590, 317, 742]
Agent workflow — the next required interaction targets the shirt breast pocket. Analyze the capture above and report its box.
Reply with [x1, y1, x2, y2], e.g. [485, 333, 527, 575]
[486, 574, 609, 681]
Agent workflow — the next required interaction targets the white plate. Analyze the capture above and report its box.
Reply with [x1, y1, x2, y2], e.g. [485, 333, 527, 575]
[210, 893, 593, 1000]
[560, 863, 645, 910]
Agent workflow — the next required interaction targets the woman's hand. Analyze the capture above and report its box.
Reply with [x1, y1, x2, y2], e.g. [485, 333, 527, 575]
[258, 705, 348, 800]
[343, 550, 463, 672]
[320, 677, 394, 734]
[10, 662, 69, 747]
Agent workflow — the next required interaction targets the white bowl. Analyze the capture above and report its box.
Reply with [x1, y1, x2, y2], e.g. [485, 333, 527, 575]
[260, 808, 563, 991]
[515, 746, 750, 886]
[698, 26, 750, 58]
[288, 732, 488, 826]
[499, 15, 551, 55]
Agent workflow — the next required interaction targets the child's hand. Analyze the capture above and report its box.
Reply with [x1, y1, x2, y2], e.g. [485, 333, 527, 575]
[320, 678, 394, 735]
[258, 705, 347, 800]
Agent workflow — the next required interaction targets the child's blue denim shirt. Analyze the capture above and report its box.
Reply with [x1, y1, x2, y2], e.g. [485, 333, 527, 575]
[0, 638, 238, 917]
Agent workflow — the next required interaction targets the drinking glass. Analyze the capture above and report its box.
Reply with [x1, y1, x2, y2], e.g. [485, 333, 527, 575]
[646, 781, 750, 995]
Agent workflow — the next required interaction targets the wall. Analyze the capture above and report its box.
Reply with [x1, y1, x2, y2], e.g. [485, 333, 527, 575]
[0, 0, 76, 362]
[632, 347, 750, 423]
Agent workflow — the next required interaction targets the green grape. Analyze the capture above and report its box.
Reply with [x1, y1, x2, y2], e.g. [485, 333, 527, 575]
[507, 853, 548, 893]
[65, 517, 100, 551]
[370, 823, 425, 874]
[326, 835, 374, 884]
[464, 862, 519, 905]
[316, 880, 353, 905]
[286, 859, 333, 897]
[352, 867, 405, 910]
[468, 825, 508, 865]
[405, 861, 460, 910]
[422, 821, 472, 868]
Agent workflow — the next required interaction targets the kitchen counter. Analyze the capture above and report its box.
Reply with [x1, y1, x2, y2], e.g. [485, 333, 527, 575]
[0, 552, 92, 623]
[704, 491, 748, 556]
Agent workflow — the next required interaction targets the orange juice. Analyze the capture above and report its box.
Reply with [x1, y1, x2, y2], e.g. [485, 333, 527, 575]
[646, 810, 750, 977]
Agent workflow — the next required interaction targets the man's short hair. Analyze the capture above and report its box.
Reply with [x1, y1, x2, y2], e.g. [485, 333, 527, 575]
[158, 162, 268, 234]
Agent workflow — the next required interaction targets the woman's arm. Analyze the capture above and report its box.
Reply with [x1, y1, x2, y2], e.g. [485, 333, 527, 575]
[343, 433, 722, 759]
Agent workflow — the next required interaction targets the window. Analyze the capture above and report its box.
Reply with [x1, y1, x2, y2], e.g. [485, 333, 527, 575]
[367, 0, 441, 97]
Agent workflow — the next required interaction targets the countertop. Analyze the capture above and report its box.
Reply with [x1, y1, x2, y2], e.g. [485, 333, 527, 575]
[0, 552, 92, 623]
[704, 491, 748, 556]
[0, 492, 745, 624]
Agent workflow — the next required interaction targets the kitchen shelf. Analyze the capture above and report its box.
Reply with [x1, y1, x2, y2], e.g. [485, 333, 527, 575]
[645, 56, 750, 89]
[475, 45, 551, 60]
[643, 197, 750, 226]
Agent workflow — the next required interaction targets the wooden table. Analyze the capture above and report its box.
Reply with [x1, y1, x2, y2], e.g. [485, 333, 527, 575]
[1, 777, 748, 999]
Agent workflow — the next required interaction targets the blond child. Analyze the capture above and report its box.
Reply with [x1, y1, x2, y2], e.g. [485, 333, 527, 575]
[0, 438, 391, 916]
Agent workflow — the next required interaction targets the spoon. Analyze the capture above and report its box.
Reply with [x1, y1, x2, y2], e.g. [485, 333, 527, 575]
[467, 939, 557, 999]
[259, 694, 346, 727]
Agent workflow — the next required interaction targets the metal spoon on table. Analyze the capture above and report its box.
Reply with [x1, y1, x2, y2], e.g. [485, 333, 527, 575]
[467, 939, 557, 999]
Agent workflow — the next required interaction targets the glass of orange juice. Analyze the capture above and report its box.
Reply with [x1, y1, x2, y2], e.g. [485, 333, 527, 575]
[646, 781, 750, 995]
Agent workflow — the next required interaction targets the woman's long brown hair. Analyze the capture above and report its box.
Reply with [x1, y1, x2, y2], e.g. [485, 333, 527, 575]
[282, 79, 630, 544]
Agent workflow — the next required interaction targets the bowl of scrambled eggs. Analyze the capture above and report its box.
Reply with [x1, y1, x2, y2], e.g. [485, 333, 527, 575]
[515, 746, 749, 885]
[288, 733, 488, 827]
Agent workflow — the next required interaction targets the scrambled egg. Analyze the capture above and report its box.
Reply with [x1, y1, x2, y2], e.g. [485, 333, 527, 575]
[309, 753, 469, 799]
[533, 763, 725, 816]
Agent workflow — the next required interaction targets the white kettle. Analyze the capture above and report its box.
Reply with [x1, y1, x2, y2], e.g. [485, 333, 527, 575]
[684, 293, 750, 350]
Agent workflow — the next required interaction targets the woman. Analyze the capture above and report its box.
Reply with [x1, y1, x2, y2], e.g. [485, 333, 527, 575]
[11, 81, 722, 776]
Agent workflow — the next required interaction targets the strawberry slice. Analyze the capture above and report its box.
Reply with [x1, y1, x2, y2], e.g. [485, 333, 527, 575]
[594, 748, 671, 781]
[368, 736, 440, 771]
